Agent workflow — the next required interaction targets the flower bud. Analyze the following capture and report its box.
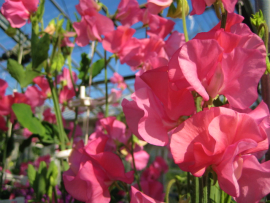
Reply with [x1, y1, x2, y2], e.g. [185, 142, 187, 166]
[167, 0, 189, 19]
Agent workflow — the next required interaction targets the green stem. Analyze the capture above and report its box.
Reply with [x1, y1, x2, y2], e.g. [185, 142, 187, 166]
[53, 186, 58, 203]
[130, 137, 142, 191]
[187, 172, 190, 196]
[68, 54, 77, 95]
[104, 50, 109, 117]
[182, 0, 189, 42]
[165, 179, 176, 203]
[220, 2, 227, 29]
[258, 23, 269, 54]
[203, 175, 208, 203]
[47, 76, 66, 151]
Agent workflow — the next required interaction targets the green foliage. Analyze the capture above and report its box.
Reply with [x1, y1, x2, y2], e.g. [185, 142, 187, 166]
[36, 0, 45, 22]
[250, 10, 266, 38]
[51, 52, 65, 72]
[78, 53, 105, 85]
[31, 29, 50, 69]
[12, 103, 45, 135]
[5, 25, 16, 37]
[7, 59, 42, 88]
[28, 161, 59, 202]
[19, 121, 60, 152]
[167, 0, 189, 19]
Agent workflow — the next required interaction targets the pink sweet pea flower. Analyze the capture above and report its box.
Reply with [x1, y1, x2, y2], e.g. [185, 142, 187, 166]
[0, 116, 7, 131]
[147, 0, 173, 14]
[1, 0, 39, 28]
[59, 86, 75, 105]
[73, 8, 114, 46]
[33, 76, 51, 98]
[57, 68, 78, 89]
[131, 186, 165, 203]
[116, 0, 142, 27]
[102, 26, 141, 66]
[109, 72, 127, 90]
[43, 108, 56, 124]
[142, 10, 175, 39]
[190, 0, 237, 15]
[170, 107, 269, 199]
[126, 150, 150, 170]
[168, 36, 266, 109]
[133, 180, 165, 202]
[63, 136, 134, 203]
[0, 79, 8, 96]
[25, 86, 46, 108]
[164, 31, 185, 58]
[122, 66, 195, 146]
[109, 88, 122, 106]
[75, 0, 100, 15]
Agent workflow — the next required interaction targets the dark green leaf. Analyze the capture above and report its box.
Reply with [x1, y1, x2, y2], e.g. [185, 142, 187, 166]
[21, 70, 42, 87]
[91, 58, 105, 79]
[31, 30, 50, 69]
[12, 103, 45, 135]
[78, 53, 91, 85]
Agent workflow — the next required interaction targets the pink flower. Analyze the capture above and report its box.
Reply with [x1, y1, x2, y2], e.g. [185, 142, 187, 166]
[63, 136, 134, 203]
[102, 26, 140, 66]
[0, 79, 8, 96]
[190, 0, 237, 15]
[75, 0, 100, 15]
[109, 72, 127, 90]
[132, 180, 165, 202]
[25, 86, 46, 108]
[1, 0, 39, 28]
[0, 116, 7, 131]
[116, 0, 142, 27]
[33, 76, 51, 98]
[131, 186, 165, 203]
[164, 31, 185, 58]
[122, 66, 195, 146]
[147, 0, 173, 14]
[109, 89, 122, 106]
[126, 150, 150, 170]
[43, 108, 56, 124]
[57, 68, 78, 89]
[170, 107, 270, 200]
[73, 8, 114, 46]
[59, 86, 75, 105]
[142, 9, 175, 39]
[168, 35, 266, 109]
[141, 156, 168, 181]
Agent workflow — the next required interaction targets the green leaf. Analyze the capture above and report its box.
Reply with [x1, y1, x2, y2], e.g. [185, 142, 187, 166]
[51, 52, 65, 72]
[91, 58, 105, 79]
[7, 59, 42, 88]
[12, 103, 45, 135]
[27, 164, 36, 187]
[78, 53, 91, 85]
[31, 29, 50, 69]
[5, 25, 16, 37]
[21, 70, 42, 87]
[36, 0, 45, 22]
[7, 59, 25, 85]
[36, 161, 47, 200]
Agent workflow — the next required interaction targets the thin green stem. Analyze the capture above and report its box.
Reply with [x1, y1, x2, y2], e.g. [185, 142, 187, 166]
[53, 186, 58, 203]
[104, 50, 109, 117]
[187, 172, 190, 196]
[165, 179, 176, 203]
[130, 137, 142, 191]
[47, 76, 66, 150]
[182, 0, 189, 42]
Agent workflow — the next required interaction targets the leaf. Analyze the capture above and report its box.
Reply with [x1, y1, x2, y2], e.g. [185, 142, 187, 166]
[7, 59, 25, 85]
[27, 164, 36, 187]
[21, 70, 42, 87]
[31, 29, 50, 69]
[91, 58, 105, 79]
[12, 103, 45, 135]
[36, 161, 47, 200]
[51, 52, 65, 72]
[19, 135, 34, 152]
[7, 59, 42, 88]
[36, 0, 45, 22]
[78, 53, 91, 85]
